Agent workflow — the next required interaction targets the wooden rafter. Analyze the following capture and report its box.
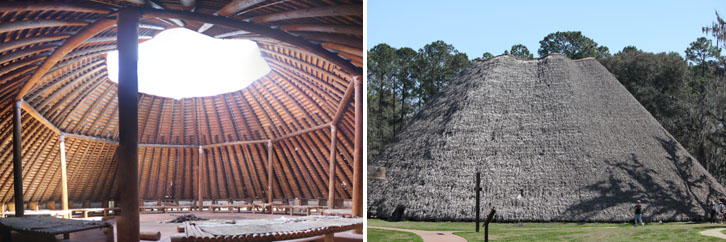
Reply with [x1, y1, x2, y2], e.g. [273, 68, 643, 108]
[15, 16, 117, 100]
[250, 5, 362, 23]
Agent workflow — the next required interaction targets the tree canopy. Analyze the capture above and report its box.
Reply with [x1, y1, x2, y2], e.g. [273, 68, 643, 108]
[367, 41, 468, 160]
[538, 31, 610, 59]
[509, 44, 534, 59]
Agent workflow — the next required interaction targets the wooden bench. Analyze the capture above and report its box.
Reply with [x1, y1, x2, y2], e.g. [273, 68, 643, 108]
[0, 216, 111, 241]
[171, 216, 362, 242]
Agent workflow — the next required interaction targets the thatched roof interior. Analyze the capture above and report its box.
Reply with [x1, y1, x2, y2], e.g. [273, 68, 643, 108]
[0, 0, 362, 203]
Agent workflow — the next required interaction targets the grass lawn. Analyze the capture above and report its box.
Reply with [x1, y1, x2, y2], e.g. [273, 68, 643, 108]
[369, 219, 726, 241]
[368, 228, 423, 242]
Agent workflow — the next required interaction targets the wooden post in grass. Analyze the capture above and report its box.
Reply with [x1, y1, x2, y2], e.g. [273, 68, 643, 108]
[475, 172, 481, 232]
[483, 207, 496, 242]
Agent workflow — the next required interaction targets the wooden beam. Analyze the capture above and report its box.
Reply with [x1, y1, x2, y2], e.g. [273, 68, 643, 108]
[116, 7, 140, 242]
[12, 100, 24, 217]
[352, 75, 362, 219]
[322, 42, 362, 57]
[63, 133, 117, 144]
[250, 5, 362, 23]
[15, 16, 117, 101]
[279, 24, 361, 35]
[0, 34, 71, 53]
[202, 139, 268, 149]
[327, 125, 337, 209]
[0, 1, 112, 13]
[84, 35, 152, 44]
[213, 30, 249, 39]
[139, 8, 361, 76]
[19, 100, 61, 135]
[300, 33, 362, 49]
[218, 0, 266, 17]
[59, 135, 69, 212]
[272, 123, 331, 142]
[140, 143, 196, 148]
[338, 52, 362, 65]
[198, 146, 203, 210]
[0, 20, 88, 35]
[332, 82, 355, 125]
[198, 0, 266, 33]
[267, 140, 273, 205]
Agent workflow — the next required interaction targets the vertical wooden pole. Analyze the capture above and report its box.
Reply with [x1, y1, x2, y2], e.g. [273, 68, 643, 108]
[198, 146, 203, 211]
[59, 135, 69, 211]
[117, 7, 140, 242]
[327, 125, 337, 209]
[352, 75, 363, 219]
[267, 140, 273, 213]
[12, 100, 24, 217]
[475, 172, 481, 232]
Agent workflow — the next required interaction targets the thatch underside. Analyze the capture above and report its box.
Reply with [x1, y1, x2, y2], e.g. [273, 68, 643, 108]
[0, 0, 362, 203]
[368, 54, 726, 222]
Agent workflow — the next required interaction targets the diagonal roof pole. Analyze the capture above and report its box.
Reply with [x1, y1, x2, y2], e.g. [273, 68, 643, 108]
[14, 14, 116, 101]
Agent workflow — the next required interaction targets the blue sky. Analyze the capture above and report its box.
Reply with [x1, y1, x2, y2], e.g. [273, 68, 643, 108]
[368, 0, 726, 58]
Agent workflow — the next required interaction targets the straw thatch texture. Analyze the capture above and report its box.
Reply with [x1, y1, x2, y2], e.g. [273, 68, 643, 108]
[368, 54, 726, 222]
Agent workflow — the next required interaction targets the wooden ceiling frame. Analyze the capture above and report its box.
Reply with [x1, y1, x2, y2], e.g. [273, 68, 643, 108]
[0, 2, 362, 219]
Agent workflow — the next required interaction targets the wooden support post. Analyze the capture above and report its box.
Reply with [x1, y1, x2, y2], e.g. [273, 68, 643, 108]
[324, 233, 334, 242]
[59, 135, 69, 212]
[117, 7, 140, 242]
[327, 125, 337, 209]
[484, 208, 496, 242]
[198, 146, 203, 211]
[475, 172, 481, 232]
[352, 75, 363, 230]
[12, 100, 24, 217]
[267, 140, 273, 214]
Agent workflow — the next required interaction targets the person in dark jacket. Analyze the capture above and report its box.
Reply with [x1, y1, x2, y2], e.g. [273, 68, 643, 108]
[711, 200, 718, 223]
[633, 200, 644, 227]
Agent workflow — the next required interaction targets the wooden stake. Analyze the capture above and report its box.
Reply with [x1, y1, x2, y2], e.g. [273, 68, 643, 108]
[12, 100, 24, 217]
[484, 208, 496, 242]
[117, 7, 140, 242]
[352, 75, 363, 220]
[327, 125, 337, 209]
[475, 172, 481, 232]
[59, 135, 69, 211]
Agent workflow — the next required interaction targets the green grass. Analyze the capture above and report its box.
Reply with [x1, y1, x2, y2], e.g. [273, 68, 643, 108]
[369, 219, 726, 241]
[368, 228, 423, 242]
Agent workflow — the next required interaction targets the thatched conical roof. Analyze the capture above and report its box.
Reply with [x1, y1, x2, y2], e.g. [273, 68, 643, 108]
[368, 54, 726, 222]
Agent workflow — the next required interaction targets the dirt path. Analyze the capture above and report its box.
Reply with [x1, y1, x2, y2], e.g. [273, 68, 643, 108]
[700, 228, 726, 239]
[368, 226, 467, 242]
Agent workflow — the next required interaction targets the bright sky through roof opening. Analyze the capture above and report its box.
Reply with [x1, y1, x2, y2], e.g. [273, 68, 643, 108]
[106, 28, 270, 99]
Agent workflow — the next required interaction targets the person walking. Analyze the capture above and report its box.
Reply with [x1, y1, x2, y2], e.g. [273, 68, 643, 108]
[633, 200, 644, 227]
[711, 200, 718, 223]
[719, 200, 725, 224]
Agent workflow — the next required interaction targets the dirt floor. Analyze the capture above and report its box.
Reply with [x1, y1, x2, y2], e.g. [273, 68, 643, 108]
[9, 211, 363, 242]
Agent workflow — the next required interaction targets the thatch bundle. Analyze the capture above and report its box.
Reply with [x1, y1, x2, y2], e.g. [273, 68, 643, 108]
[367, 54, 726, 222]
